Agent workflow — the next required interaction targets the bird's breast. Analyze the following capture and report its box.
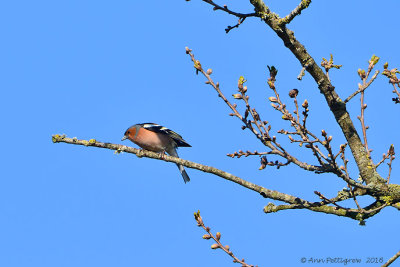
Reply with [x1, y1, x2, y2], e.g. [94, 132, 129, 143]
[131, 128, 173, 152]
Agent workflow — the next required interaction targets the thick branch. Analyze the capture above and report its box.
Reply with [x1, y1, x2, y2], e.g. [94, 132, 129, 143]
[52, 134, 263, 193]
[52, 135, 326, 207]
[187, 48, 369, 191]
[248, 0, 385, 187]
[53, 134, 393, 221]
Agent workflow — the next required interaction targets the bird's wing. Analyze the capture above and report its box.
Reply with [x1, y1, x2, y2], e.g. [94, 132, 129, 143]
[140, 123, 191, 147]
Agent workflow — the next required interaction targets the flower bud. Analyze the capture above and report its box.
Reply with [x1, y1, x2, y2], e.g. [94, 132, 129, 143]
[211, 244, 219, 249]
[269, 96, 278, 102]
[267, 80, 275, 89]
[384, 62, 389, 70]
[202, 234, 211, 239]
[216, 232, 221, 240]
[302, 99, 308, 108]
[288, 89, 299, 98]
[194, 60, 202, 70]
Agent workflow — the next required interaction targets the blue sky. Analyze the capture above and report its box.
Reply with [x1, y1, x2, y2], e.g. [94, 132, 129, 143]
[1, 1, 400, 266]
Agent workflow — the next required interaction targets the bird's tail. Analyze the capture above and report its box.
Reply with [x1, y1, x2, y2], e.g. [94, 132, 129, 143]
[168, 147, 190, 183]
[176, 164, 190, 183]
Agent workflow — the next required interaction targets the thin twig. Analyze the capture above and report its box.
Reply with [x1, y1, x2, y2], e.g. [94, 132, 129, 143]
[359, 90, 370, 156]
[387, 145, 395, 184]
[202, 0, 257, 19]
[382, 249, 400, 267]
[186, 48, 328, 174]
[194, 211, 255, 267]
[344, 70, 379, 103]
[200, 0, 257, 33]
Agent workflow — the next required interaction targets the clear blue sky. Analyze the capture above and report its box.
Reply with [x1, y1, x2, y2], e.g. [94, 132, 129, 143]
[1, 1, 399, 266]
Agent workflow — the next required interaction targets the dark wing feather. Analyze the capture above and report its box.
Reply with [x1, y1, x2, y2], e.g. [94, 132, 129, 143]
[140, 123, 191, 147]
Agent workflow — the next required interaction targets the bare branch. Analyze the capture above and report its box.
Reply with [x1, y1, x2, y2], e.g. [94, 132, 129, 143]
[382, 249, 400, 267]
[382, 62, 400, 104]
[186, 48, 330, 175]
[52, 134, 264, 193]
[52, 134, 343, 210]
[279, 0, 312, 25]
[198, 0, 257, 33]
[246, 1, 386, 186]
[194, 211, 255, 267]
[387, 145, 395, 184]
[344, 70, 379, 103]
[202, 0, 257, 19]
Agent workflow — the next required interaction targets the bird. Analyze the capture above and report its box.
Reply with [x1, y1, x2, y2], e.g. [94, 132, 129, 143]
[121, 123, 191, 183]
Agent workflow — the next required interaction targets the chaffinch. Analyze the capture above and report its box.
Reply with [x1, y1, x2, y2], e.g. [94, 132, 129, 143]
[121, 123, 191, 183]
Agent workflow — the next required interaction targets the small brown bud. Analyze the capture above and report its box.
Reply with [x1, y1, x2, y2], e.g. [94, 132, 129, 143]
[267, 65, 278, 78]
[340, 165, 345, 170]
[232, 94, 242, 99]
[269, 96, 278, 102]
[216, 232, 221, 240]
[321, 130, 327, 136]
[327, 136, 333, 142]
[267, 80, 275, 89]
[206, 69, 213, 75]
[225, 245, 230, 250]
[202, 234, 211, 239]
[194, 60, 202, 70]
[358, 69, 366, 79]
[211, 244, 219, 249]
[302, 99, 308, 108]
[288, 88, 299, 98]
[242, 86, 247, 93]
[185, 47, 191, 54]
[389, 144, 395, 155]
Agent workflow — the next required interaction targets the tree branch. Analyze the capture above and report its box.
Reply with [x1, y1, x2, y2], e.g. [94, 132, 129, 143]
[344, 70, 379, 103]
[246, 0, 386, 187]
[52, 134, 394, 221]
[186, 48, 369, 191]
[194, 211, 255, 267]
[383, 249, 400, 267]
[52, 134, 263, 193]
[279, 0, 312, 25]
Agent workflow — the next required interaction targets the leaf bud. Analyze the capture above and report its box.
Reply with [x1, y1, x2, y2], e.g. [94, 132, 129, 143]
[288, 88, 299, 98]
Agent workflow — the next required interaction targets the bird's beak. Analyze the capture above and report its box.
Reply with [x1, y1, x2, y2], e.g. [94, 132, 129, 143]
[121, 136, 127, 141]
